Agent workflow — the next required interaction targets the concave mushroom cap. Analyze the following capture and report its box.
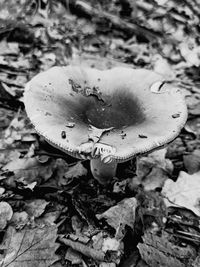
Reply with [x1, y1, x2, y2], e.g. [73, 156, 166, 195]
[24, 66, 187, 163]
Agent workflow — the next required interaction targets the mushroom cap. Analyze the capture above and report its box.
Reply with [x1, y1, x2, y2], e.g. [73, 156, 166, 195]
[24, 66, 187, 163]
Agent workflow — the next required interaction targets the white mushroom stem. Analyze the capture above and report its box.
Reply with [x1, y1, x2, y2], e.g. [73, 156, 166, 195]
[90, 158, 117, 184]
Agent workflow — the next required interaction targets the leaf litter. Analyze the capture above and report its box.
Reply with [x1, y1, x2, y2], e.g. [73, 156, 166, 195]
[0, 225, 59, 267]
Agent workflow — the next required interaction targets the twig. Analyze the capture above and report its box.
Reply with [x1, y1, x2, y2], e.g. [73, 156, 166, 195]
[70, 0, 163, 41]
[58, 236, 105, 261]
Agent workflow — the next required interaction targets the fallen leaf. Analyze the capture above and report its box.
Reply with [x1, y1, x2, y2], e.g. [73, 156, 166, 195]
[0, 225, 59, 267]
[4, 116, 25, 145]
[138, 230, 196, 267]
[64, 162, 87, 180]
[37, 210, 62, 226]
[186, 117, 200, 135]
[167, 137, 186, 158]
[97, 198, 137, 239]
[152, 54, 175, 80]
[136, 191, 167, 228]
[193, 255, 200, 267]
[92, 232, 105, 251]
[0, 150, 20, 169]
[0, 187, 5, 195]
[184, 123, 197, 137]
[3, 157, 56, 184]
[183, 150, 200, 174]
[0, 202, 13, 229]
[65, 248, 82, 265]
[25, 199, 49, 218]
[88, 125, 113, 143]
[162, 171, 200, 216]
[24, 181, 37, 191]
[135, 149, 173, 190]
[179, 41, 200, 67]
[102, 237, 121, 252]
[139, 149, 173, 174]
[10, 211, 29, 230]
[132, 168, 170, 191]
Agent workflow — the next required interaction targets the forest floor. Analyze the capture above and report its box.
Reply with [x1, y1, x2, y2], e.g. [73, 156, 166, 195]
[0, 1, 200, 266]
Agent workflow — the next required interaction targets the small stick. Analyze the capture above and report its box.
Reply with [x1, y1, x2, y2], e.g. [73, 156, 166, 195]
[58, 236, 105, 261]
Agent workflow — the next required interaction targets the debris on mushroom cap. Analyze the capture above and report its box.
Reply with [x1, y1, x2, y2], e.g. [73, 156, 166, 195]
[24, 66, 187, 163]
[88, 125, 114, 143]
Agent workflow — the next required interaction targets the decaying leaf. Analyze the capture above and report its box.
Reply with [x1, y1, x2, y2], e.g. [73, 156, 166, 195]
[64, 162, 88, 180]
[2, 157, 56, 184]
[134, 149, 173, 190]
[10, 211, 29, 230]
[97, 197, 137, 239]
[88, 125, 114, 143]
[25, 199, 49, 218]
[65, 247, 82, 265]
[37, 210, 62, 226]
[179, 41, 200, 67]
[152, 54, 175, 80]
[138, 230, 196, 267]
[183, 150, 200, 174]
[0, 225, 59, 267]
[102, 237, 121, 253]
[0, 202, 13, 230]
[3, 116, 34, 146]
[162, 171, 200, 216]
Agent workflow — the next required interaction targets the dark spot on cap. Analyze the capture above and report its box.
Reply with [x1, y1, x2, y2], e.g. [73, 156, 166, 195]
[61, 131, 66, 139]
[138, 134, 147, 138]
[172, 113, 180, 118]
[120, 133, 126, 139]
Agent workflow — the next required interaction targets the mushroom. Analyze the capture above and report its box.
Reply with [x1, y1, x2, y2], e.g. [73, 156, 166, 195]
[24, 66, 187, 184]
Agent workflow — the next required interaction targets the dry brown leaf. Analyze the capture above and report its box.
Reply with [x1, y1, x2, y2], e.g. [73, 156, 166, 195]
[162, 171, 200, 216]
[0, 225, 59, 267]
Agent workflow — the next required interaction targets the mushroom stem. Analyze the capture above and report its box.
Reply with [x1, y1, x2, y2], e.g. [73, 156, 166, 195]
[90, 158, 117, 184]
